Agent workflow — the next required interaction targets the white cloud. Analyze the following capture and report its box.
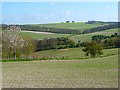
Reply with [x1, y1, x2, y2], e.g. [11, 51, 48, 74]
[65, 11, 71, 16]
[78, 13, 85, 17]
[50, 2, 54, 6]
[36, 14, 40, 17]
[106, 5, 111, 9]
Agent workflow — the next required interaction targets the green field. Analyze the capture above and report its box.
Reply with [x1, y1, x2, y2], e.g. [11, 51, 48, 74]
[33, 22, 108, 32]
[32, 47, 118, 59]
[70, 28, 118, 43]
[2, 55, 118, 88]
[21, 32, 70, 40]
[21, 28, 118, 41]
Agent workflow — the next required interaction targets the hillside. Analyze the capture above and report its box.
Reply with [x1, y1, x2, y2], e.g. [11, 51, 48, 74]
[32, 22, 108, 32]
[20, 22, 109, 34]
[21, 28, 118, 42]
[31, 47, 118, 59]
[70, 28, 118, 43]
[21, 31, 70, 40]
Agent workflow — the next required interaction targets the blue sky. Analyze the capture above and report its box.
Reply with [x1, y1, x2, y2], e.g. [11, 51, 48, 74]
[2, 2, 118, 24]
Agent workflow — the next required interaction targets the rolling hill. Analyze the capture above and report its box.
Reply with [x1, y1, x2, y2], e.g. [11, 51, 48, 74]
[70, 28, 118, 43]
[21, 22, 109, 34]
[32, 22, 108, 32]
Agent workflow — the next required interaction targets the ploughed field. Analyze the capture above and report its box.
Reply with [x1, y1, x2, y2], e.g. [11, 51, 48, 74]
[2, 55, 118, 88]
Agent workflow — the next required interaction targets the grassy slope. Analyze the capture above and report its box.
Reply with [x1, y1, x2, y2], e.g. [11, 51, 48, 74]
[21, 28, 118, 40]
[32, 48, 118, 59]
[2, 55, 118, 88]
[21, 32, 70, 40]
[33, 22, 108, 32]
[70, 28, 118, 43]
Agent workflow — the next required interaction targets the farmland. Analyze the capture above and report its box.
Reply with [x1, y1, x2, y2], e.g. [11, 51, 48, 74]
[2, 54, 118, 88]
[32, 48, 118, 59]
[2, 22, 119, 88]
[2, 2, 119, 88]
[21, 28, 118, 42]
[21, 31, 70, 40]
[32, 22, 108, 32]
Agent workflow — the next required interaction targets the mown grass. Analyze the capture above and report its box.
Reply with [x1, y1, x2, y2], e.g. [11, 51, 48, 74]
[33, 22, 108, 32]
[70, 28, 119, 43]
[2, 55, 118, 88]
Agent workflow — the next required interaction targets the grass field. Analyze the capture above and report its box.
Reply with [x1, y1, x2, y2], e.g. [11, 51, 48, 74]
[2, 55, 118, 88]
[20, 28, 118, 41]
[70, 28, 118, 43]
[21, 31, 70, 40]
[33, 22, 108, 32]
[32, 48, 118, 59]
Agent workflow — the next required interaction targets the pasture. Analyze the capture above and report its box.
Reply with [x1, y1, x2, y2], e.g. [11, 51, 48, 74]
[2, 55, 118, 88]
[32, 22, 108, 32]
[21, 31, 70, 40]
[20, 28, 118, 42]
[32, 48, 118, 59]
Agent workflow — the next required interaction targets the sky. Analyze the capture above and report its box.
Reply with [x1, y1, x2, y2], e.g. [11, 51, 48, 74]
[2, 2, 118, 24]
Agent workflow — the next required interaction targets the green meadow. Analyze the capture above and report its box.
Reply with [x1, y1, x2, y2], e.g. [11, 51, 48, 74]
[32, 22, 108, 32]
[32, 48, 118, 59]
[21, 31, 70, 40]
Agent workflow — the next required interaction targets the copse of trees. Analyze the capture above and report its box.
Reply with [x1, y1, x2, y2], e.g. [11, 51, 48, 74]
[36, 38, 57, 51]
[36, 37, 76, 51]
[91, 33, 120, 49]
[72, 21, 75, 23]
[104, 36, 120, 48]
[81, 32, 120, 57]
[66, 21, 70, 23]
[92, 35, 110, 43]
[82, 41, 103, 57]
[85, 20, 118, 24]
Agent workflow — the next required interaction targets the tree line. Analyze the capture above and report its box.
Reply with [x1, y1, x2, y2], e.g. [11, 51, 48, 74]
[2, 24, 81, 34]
[36, 37, 76, 51]
[82, 22, 120, 34]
